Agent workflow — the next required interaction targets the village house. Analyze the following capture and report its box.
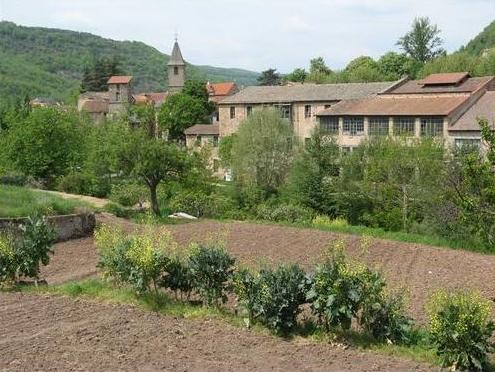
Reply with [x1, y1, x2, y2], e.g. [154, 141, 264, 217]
[316, 72, 495, 152]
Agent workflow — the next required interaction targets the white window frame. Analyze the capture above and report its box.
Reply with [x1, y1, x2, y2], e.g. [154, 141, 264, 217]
[343, 117, 364, 136]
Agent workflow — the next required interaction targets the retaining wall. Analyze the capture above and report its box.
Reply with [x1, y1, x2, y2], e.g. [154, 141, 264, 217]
[0, 213, 96, 242]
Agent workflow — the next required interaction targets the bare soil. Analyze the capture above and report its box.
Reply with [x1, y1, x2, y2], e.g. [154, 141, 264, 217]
[44, 214, 495, 323]
[0, 292, 434, 372]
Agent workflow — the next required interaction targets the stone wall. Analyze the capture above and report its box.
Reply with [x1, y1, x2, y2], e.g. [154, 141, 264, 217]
[0, 213, 96, 242]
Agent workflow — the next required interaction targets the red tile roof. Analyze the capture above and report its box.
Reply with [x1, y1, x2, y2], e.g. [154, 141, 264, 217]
[107, 76, 133, 84]
[184, 124, 219, 135]
[207, 82, 238, 97]
[317, 95, 469, 117]
[420, 72, 469, 86]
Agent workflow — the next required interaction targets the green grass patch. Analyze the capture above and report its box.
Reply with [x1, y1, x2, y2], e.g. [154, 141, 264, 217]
[0, 185, 92, 218]
[23, 278, 440, 367]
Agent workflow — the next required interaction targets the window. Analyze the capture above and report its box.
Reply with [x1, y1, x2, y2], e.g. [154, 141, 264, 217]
[213, 159, 220, 172]
[455, 138, 481, 151]
[343, 117, 364, 136]
[246, 106, 253, 116]
[174, 66, 179, 75]
[230, 106, 236, 119]
[195, 135, 202, 146]
[420, 117, 444, 137]
[324, 104, 332, 109]
[213, 135, 219, 147]
[320, 117, 339, 135]
[369, 117, 389, 136]
[304, 105, 312, 118]
[304, 137, 311, 147]
[115, 91, 121, 101]
[393, 117, 415, 136]
[341, 146, 353, 155]
[274, 104, 291, 121]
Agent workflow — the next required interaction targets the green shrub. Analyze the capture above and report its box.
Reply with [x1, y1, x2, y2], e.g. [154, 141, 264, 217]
[312, 215, 350, 229]
[103, 202, 132, 218]
[94, 225, 175, 294]
[360, 291, 414, 344]
[57, 172, 95, 196]
[255, 203, 314, 223]
[188, 243, 235, 306]
[111, 183, 148, 208]
[0, 172, 27, 186]
[307, 244, 384, 331]
[16, 215, 56, 279]
[160, 255, 194, 300]
[233, 268, 263, 326]
[235, 264, 308, 334]
[0, 215, 55, 284]
[427, 291, 495, 371]
[169, 190, 235, 218]
[0, 234, 17, 283]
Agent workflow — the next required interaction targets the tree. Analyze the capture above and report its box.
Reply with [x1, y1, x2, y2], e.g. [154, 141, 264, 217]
[345, 56, 386, 82]
[158, 93, 211, 142]
[80, 57, 123, 93]
[182, 79, 210, 102]
[284, 68, 307, 83]
[310, 57, 331, 75]
[378, 52, 412, 79]
[2, 107, 88, 185]
[445, 118, 495, 247]
[286, 131, 340, 215]
[257, 68, 281, 86]
[397, 17, 445, 64]
[231, 108, 296, 193]
[218, 134, 236, 167]
[118, 128, 189, 215]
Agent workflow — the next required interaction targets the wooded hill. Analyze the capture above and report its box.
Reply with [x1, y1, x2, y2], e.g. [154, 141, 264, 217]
[0, 21, 259, 104]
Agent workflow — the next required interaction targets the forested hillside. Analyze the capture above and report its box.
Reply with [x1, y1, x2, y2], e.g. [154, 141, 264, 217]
[462, 20, 495, 55]
[0, 22, 259, 104]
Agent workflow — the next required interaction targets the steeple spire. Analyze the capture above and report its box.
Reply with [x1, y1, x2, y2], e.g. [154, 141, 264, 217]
[167, 37, 186, 92]
[168, 39, 185, 66]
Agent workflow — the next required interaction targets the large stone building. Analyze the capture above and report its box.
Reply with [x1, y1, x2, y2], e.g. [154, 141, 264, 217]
[316, 72, 495, 151]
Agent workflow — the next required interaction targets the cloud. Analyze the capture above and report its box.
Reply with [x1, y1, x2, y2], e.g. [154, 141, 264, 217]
[282, 15, 312, 32]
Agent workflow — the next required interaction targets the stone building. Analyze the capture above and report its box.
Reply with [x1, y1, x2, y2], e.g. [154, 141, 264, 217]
[316, 72, 495, 152]
[108, 75, 133, 115]
[217, 81, 392, 140]
[184, 124, 221, 177]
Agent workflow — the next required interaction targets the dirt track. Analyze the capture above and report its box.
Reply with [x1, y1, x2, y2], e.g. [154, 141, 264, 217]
[0, 292, 434, 372]
[42, 214, 495, 323]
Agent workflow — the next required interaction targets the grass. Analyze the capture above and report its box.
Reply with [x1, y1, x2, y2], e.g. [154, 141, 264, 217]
[0, 185, 93, 218]
[23, 278, 441, 367]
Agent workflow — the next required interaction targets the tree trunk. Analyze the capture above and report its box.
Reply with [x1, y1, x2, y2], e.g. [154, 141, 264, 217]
[402, 184, 408, 231]
[149, 182, 160, 216]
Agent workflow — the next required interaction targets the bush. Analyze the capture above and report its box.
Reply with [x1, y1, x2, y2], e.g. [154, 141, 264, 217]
[0, 215, 55, 284]
[94, 225, 175, 294]
[255, 203, 314, 223]
[111, 183, 148, 208]
[235, 264, 308, 334]
[57, 173, 95, 196]
[307, 244, 385, 331]
[0, 234, 17, 283]
[103, 202, 132, 218]
[0, 172, 27, 186]
[160, 255, 194, 300]
[188, 243, 235, 306]
[360, 291, 414, 344]
[312, 215, 350, 229]
[169, 190, 235, 218]
[427, 291, 495, 371]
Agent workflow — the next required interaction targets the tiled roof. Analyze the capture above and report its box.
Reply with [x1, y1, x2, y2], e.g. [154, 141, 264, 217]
[317, 95, 469, 117]
[450, 91, 495, 131]
[388, 76, 493, 95]
[80, 99, 109, 113]
[219, 82, 393, 104]
[168, 41, 185, 66]
[80, 91, 109, 100]
[207, 82, 238, 97]
[420, 72, 470, 86]
[133, 92, 169, 106]
[184, 124, 219, 135]
[107, 76, 133, 84]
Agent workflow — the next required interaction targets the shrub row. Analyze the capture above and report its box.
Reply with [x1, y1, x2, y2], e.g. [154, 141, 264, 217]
[94, 225, 495, 370]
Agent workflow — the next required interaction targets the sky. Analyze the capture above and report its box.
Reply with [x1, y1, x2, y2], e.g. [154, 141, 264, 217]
[1, 0, 494, 73]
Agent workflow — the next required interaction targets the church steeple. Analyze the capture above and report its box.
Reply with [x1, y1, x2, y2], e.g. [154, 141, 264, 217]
[167, 38, 186, 93]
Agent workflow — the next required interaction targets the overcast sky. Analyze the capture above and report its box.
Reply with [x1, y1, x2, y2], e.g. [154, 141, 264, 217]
[1, 0, 494, 72]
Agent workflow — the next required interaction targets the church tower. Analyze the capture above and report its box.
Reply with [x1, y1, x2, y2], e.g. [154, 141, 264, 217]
[168, 38, 186, 93]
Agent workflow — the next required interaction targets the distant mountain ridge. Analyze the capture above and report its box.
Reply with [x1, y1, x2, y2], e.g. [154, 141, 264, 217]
[0, 21, 260, 104]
